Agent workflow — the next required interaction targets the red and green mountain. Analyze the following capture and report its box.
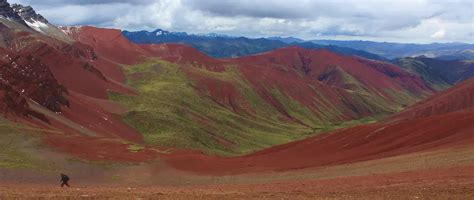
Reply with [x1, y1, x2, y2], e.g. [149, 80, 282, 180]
[0, 2, 465, 160]
[11, 23, 432, 155]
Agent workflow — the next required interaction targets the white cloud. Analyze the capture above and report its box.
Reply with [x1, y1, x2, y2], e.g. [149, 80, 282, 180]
[431, 29, 446, 39]
[7, 0, 474, 43]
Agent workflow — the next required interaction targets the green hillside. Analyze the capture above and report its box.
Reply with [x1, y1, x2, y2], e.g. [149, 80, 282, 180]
[110, 59, 388, 155]
[0, 118, 56, 170]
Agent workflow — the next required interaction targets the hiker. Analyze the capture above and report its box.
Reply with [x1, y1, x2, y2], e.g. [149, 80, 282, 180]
[60, 173, 70, 187]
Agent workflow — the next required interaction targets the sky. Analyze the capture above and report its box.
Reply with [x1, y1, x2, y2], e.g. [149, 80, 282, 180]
[8, 0, 474, 43]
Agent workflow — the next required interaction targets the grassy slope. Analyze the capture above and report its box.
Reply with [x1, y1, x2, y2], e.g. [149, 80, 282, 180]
[395, 58, 451, 91]
[110, 60, 387, 156]
[110, 60, 308, 155]
[0, 118, 56, 170]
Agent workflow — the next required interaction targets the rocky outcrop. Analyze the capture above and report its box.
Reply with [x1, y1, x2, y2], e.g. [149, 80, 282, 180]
[11, 3, 48, 24]
[0, 0, 27, 25]
[0, 51, 70, 113]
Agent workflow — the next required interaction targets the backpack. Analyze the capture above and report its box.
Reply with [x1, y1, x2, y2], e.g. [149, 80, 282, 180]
[61, 175, 70, 181]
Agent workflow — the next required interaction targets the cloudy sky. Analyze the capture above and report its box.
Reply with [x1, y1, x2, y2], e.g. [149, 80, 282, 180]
[9, 0, 474, 43]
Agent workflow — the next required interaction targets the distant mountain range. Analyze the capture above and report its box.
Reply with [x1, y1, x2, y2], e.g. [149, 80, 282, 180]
[435, 49, 474, 61]
[124, 29, 473, 60]
[266, 36, 305, 43]
[123, 29, 287, 58]
[123, 29, 386, 60]
[311, 40, 474, 60]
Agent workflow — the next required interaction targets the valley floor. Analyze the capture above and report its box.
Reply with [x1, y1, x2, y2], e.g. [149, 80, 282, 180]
[1, 166, 473, 199]
[1, 145, 473, 199]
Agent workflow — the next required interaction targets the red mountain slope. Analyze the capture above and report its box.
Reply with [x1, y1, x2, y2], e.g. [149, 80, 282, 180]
[64, 26, 150, 65]
[165, 78, 474, 174]
[234, 46, 432, 94]
[67, 27, 226, 71]
[229, 47, 434, 123]
[0, 20, 142, 142]
[393, 77, 474, 119]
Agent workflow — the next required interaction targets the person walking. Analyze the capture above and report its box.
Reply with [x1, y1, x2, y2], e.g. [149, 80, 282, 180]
[60, 173, 70, 187]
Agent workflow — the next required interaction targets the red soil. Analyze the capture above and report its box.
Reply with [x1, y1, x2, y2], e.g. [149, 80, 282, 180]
[65, 26, 150, 65]
[394, 77, 474, 119]
[59, 91, 142, 142]
[176, 165, 474, 199]
[32, 43, 110, 99]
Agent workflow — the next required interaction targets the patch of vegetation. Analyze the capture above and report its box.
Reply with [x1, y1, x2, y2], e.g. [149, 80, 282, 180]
[316, 114, 385, 133]
[268, 88, 322, 127]
[127, 144, 145, 153]
[0, 118, 56, 170]
[111, 174, 120, 181]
